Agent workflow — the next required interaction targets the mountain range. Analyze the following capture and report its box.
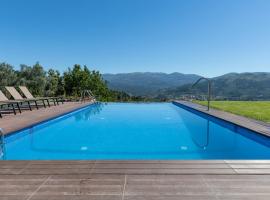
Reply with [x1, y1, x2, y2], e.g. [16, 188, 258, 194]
[102, 72, 200, 96]
[103, 72, 270, 100]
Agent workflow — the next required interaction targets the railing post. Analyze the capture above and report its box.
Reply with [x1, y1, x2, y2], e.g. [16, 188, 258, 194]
[207, 80, 211, 111]
[191, 77, 212, 111]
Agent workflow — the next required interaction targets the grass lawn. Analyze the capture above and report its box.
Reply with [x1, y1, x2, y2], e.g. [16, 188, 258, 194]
[194, 101, 270, 123]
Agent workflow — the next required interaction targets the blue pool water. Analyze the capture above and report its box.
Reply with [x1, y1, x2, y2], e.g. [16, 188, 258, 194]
[1, 102, 270, 160]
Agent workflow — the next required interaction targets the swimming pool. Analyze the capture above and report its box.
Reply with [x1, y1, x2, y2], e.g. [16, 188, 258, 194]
[1, 102, 270, 160]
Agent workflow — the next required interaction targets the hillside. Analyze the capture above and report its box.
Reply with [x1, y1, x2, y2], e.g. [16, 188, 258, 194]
[161, 72, 270, 100]
[102, 72, 201, 96]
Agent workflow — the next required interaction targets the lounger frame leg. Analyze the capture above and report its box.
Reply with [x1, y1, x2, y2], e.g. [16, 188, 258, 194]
[16, 102, 22, 113]
[46, 99, 50, 107]
[42, 100, 46, 108]
[26, 101, 32, 111]
[11, 104, 16, 115]
[34, 101, 39, 109]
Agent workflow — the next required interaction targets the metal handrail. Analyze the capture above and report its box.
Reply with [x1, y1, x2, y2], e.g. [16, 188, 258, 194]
[86, 90, 96, 101]
[191, 77, 212, 111]
[81, 89, 96, 102]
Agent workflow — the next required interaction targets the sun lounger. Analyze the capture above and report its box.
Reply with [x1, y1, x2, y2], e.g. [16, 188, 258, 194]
[0, 102, 16, 118]
[0, 89, 36, 111]
[19, 86, 64, 105]
[0, 90, 22, 117]
[5, 86, 47, 109]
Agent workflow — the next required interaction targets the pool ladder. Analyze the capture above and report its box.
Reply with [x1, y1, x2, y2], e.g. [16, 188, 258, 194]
[81, 89, 96, 102]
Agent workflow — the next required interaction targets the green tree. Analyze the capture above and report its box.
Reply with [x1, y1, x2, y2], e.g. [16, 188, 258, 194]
[45, 69, 64, 96]
[63, 64, 85, 96]
[88, 70, 111, 100]
[17, 62, 46, 96]
[63, 64, 112, 100]
[0, 62, 17, 86]
[0, 61, 144, 102]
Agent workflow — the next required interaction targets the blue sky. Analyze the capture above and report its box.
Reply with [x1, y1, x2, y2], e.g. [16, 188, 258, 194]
[1, 0, 270, 77]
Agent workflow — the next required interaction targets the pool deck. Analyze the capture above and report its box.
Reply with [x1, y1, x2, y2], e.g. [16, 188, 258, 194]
[0, 101, 270, 199]
[173, 100, 270, 137]
[0, 101, 94, 135]
[1, 160, 270, 200]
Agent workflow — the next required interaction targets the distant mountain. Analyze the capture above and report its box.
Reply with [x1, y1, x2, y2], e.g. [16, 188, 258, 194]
[102, 72, 201, 96]
[161, 72, 270, 100]
[103, 72, 270, 100]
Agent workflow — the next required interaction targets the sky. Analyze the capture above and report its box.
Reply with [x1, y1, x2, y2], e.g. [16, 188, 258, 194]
[1, 0, 270, 77]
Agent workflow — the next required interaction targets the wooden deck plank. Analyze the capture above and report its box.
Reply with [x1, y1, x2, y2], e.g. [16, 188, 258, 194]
[124, 196, 217, 200]
[0, 161, 269, 199]
[216, 195, 270, 200]
[30, 195, 122, 200]
[35, 185, 123, 195]
[94, 163, 231, 169]
[225, 160, 270, 164]
[234, 169, 270, 174]
[96, 160, 227, 164]
[19, 168, 93, 175]
[91, 168, 236, 174]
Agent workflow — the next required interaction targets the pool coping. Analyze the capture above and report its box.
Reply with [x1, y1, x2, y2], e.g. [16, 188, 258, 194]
[173, 100, 270, 137]
[0, 101, 95, 137]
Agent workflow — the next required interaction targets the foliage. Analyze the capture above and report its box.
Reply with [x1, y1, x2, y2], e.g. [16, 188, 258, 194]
[17, 63, 47, 96]
[0, 62, 153, 102]
[194, 100, 270, 123]
[45, 69, 64, 96]
[63, 64, 112, 101]
[0, 63, 18, 86]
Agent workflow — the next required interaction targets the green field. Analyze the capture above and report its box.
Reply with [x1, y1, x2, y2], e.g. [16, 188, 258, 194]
[194, 101, 270, 123]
